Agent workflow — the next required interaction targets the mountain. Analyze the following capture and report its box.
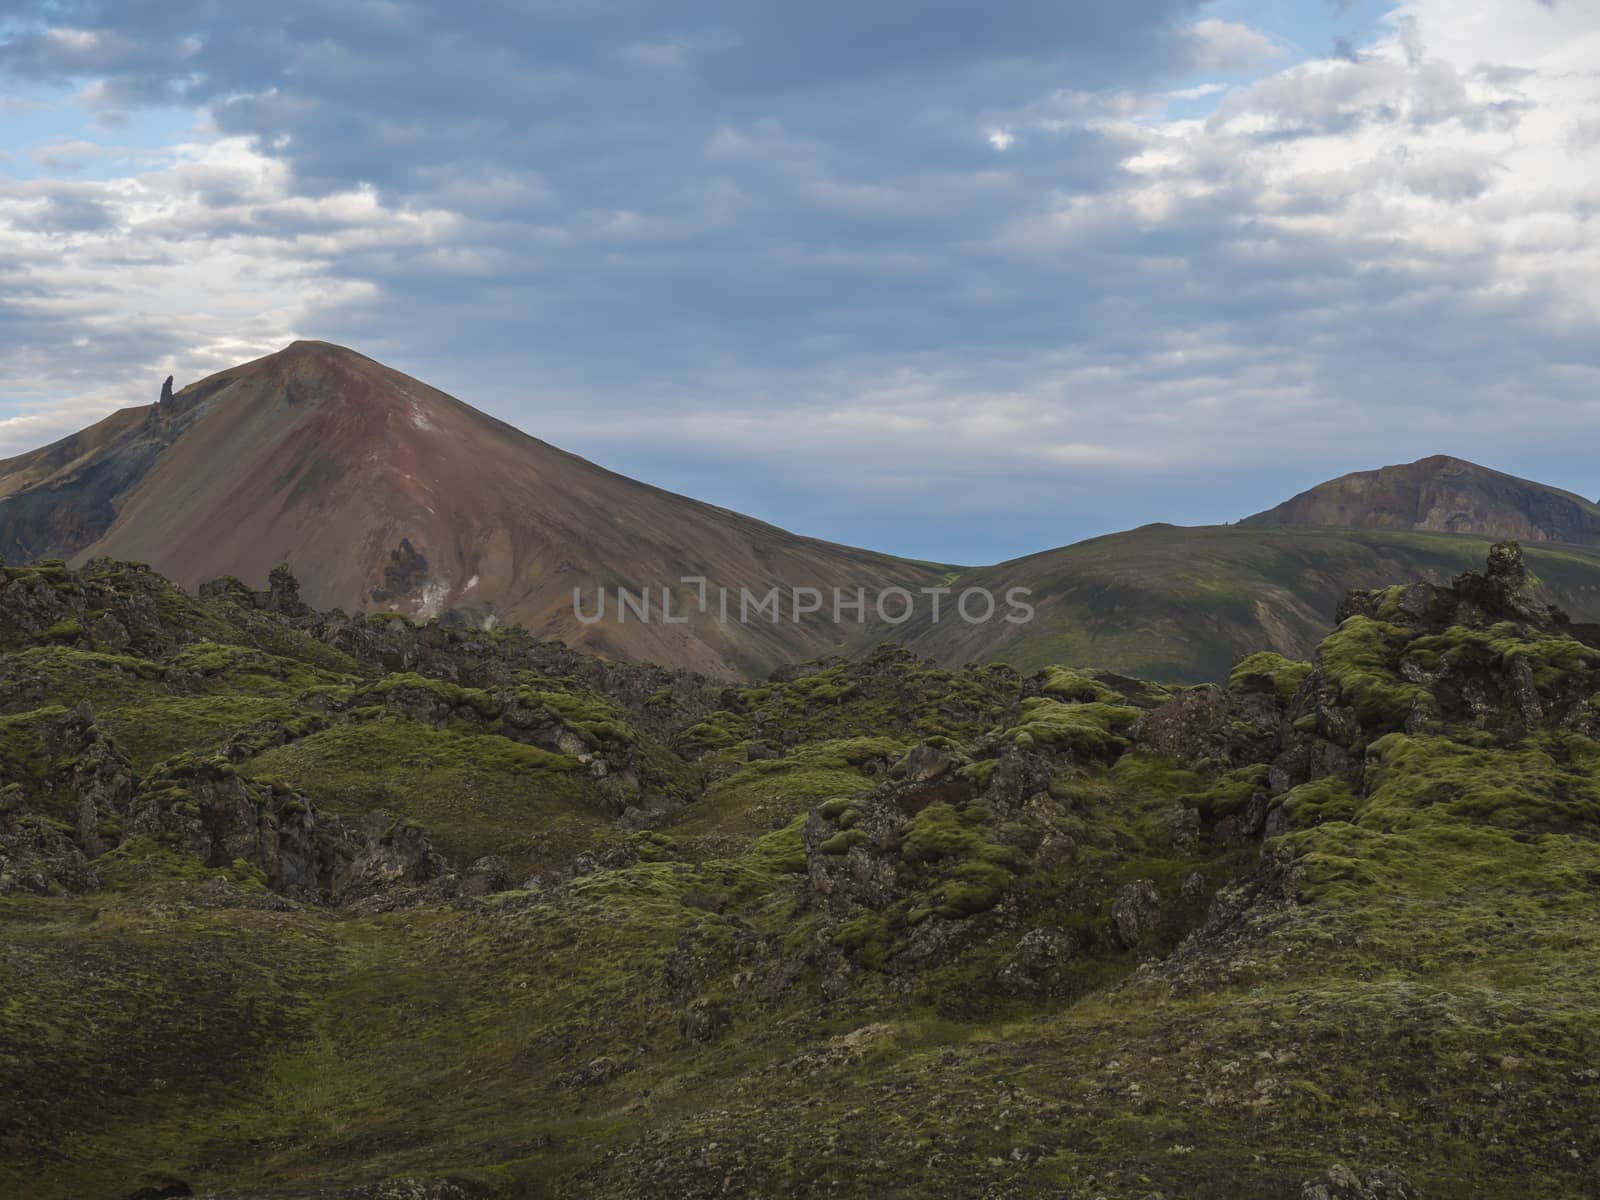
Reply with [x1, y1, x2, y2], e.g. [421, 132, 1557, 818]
[1241, 453, 1600, 544]
[0, 341, 941, 679]
[7, 345, 1600, 685]
[903, 523, 1600, 682]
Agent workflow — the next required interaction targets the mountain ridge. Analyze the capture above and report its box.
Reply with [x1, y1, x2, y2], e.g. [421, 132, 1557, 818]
[1241, 453, 1600, 544]
[6, 343, 1600, 682]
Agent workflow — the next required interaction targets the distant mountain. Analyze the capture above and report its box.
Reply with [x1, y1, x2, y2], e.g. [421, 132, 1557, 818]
[0, 341, 940, 678]
[6, 348, 1600, 683]
[1241, 454, 1600, 545]
[896, 523, 1600, 682]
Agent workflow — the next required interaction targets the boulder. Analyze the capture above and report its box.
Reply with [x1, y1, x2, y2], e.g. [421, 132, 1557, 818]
[1133, 685, 1280, 770]
[1112, 878, 1161, 948]
[995, 927, 1076, 996]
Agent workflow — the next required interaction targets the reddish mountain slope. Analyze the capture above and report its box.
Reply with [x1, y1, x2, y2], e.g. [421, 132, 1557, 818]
[0, 342, 940, 678]
[1242, 455, 1600, 545]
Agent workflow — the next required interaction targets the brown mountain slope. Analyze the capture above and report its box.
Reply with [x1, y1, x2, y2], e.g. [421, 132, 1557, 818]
[0, 341, 941, 678]
[1241, 454, 1600, 544]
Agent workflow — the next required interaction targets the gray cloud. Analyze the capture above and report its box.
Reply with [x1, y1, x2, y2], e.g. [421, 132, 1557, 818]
[2, 0, 1599, 562]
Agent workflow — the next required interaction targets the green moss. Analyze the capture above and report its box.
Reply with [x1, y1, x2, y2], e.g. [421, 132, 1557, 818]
[94, 837, 270, 890]
[674, 710, 750, 758]
[920, 872, 1005, 919]
[1317, 616, 1424, 728]
[100, 695, 309, 771]
[1358, 731, 1600, 837]
[833, 912, 891, 968]
[694, 655, 1024, 753]
[1228, 651, 1313, 706]
[748, 817, 809, 874]
[897, 801, 1017, 924]
[1282, 776, 1360, 827]
[1039, 666, 1119, 703]
[957, 758, 997, 791]
[42, 618, 83, 642]
[783, 667, 860, 706]
[517, 687, 637, 748]
[0, 706, 67, 792]
[818, 829, 867, 856]
[361, 673, 500, 719]
[671, 738, 904, 841]
[1407, 623, 1600, 697]
[630, 830, 679, 863]
[1186, 763, 1270, 819]
[243, 718, 592, 873]
[1005, 699, 1141, 757]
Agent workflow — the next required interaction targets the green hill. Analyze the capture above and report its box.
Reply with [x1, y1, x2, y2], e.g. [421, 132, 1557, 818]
[895, 524, 1600, 681]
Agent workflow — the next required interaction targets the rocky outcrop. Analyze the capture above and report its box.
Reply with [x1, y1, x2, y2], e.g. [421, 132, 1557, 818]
[995, 926, 1077, 996]
[43, 701, 135, 858]
[1336, 538, 1557, 633]
[1133, 684, 1281, 771]
[369, 537, 430, 607]
[0, 702, 135, 894]
[1300, 1163, 1422, 1200]
[0, 559, 191, 658]
[1111, 879, 1161, 948]
[263, 562, 311, 617]
[0, 787, 100, 895]
[125, 760, 447, 905]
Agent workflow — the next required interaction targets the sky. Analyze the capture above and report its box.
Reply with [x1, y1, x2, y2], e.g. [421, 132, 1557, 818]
[1, 0, 1598, 565]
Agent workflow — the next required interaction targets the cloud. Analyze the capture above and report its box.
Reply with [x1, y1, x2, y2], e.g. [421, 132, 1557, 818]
[0, 134, 451, 457]
[0, 0, 1599, 561]
[28, 138, 102, 171]
[1187, 19, 1285, 74]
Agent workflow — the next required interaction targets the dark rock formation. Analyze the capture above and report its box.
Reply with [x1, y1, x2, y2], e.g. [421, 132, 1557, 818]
[263, 562, 310, 616]
[370, 537, 429, 605]
[1133, 684, 1280, 770]
[1111, 878, 1161, 948]
[0, 786, 100, 895]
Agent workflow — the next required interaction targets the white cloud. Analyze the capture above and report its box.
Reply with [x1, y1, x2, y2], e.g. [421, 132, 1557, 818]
[1187, 19, 1285, 74]
[0, 135, 452, 456]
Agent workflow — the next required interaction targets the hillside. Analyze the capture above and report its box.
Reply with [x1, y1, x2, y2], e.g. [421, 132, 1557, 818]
[897, 523, 1600, 682]
[4, 546, 1600, 1197]
[1242, 454, 1600, 544]
[0, 341, 941, 680]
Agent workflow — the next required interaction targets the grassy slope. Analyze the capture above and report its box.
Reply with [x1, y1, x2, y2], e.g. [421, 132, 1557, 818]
[10, 743, 1596, 1198]
[893, 525, 1600, 681]
[3, 557, 1600, 1197]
